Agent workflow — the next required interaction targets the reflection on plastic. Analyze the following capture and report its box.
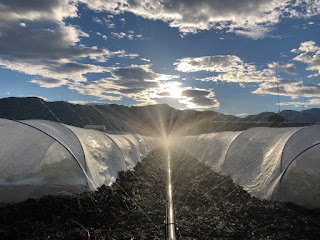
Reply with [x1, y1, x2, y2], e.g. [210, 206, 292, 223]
[176, 126, 320, 209]
[0, 119, 159, 204]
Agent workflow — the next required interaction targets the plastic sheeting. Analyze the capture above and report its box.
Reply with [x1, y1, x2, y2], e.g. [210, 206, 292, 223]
[176, 126, 320, 209]
[0, 119, 158, 204]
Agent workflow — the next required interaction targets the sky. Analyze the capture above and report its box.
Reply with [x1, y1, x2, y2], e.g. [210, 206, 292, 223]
[0, 0, 320, 116]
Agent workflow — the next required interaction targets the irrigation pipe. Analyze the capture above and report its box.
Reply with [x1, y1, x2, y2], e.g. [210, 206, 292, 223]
[165, 147, 177, 240]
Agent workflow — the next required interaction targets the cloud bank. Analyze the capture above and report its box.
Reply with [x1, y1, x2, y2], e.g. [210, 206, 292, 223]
[1, 0, 320, 110]
[175, 55, 277, 83]
[292, 41, 320, 77]
[81, 0, 320, 38]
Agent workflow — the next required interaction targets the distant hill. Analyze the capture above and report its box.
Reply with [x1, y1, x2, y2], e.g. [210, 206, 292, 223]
[281, 109, 320, 123]
[244, 109, 320, 123]
[0, 97, 318, 135]
[0, 97, 237, 135]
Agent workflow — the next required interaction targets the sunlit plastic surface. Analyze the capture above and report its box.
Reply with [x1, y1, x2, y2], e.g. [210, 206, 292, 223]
[0, 119, 158, 204]
[177, 126, 320, 209]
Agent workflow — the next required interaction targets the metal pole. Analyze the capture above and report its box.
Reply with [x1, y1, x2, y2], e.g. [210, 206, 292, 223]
[276, 68, 281, 114]
[166, 147, 177, 240]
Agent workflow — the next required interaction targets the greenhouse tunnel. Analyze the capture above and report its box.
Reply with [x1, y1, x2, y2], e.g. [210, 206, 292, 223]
[0, 118, 158, 204]
[176, 125, 320, 209]
[1, 118, 320, 209]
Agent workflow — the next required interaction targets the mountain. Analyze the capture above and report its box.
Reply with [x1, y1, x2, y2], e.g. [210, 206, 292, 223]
[0, 97, 237, 135]
[281, 109, 320, 123]
[244, 112, 275, 122]
[1, 97, 319, 135]
[244, 109, 320, 123]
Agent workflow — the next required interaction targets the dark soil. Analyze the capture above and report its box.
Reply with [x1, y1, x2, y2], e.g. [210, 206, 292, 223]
[171, 149, 320, 239]
[0, 149, 168, 240]
[1, 147, 320, 239]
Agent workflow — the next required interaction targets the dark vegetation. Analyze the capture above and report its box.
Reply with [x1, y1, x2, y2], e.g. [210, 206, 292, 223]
[268, 113, 287, 127]
[0, 97, 318, 136]
[1, 148, 320, 239]
[268, 113, 287, 124]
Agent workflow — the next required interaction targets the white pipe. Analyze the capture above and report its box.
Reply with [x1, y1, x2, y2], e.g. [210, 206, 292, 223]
[166, 147, 177, 240]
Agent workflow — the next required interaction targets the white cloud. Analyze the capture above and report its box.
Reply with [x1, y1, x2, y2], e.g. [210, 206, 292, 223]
[175, 46, 319, 101]
[174, 55, 243, 73]
[154, 83, 220, 109]
[295, 41, 320, 53]
[250, 41, 320, 99]
[103, 17, 115, 28]
[268, 62, 297, 74]
[0, 22, 107, 61]
[3, 0, 315, 42]
[236, 113, 248, 117]
[30, 77, 69, 88]
[107, 23, 115, 28]
[179, 88, 220, 109]
[175, 55, 276, 83]
[204, 68, 275, 83]
[288, 0, 320, 18]
[79, 0, 320, 38]
[292, 41, 320, 77]
[111, 50, 139, 59]
[233, 23, 274, 39]
[93, 17, 103, 24]
[0, 0, 78, 22]
[174, 42, 319, 104]
[141, 58, 151, 62]
[68, 100, 107, 105]
[96, 32, 108, 40]
[69, 65, 179, 103]
[278, 98, 320, 107]
[253, 79, 320, 98]
[111, 31, 142, 40]
[111, 32, 126, 38]
[0, 58, 110, 83]
[0, 0, 141, 91]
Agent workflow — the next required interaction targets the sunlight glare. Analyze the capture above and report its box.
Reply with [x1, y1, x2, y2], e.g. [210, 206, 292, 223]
[169, 87, 182, 98]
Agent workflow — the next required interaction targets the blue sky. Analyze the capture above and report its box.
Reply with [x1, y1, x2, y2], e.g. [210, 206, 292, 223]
[1, 0, 320, 116]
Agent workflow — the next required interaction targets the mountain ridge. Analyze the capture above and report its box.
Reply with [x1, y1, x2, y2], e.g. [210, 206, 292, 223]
[0, 97, 319, 135]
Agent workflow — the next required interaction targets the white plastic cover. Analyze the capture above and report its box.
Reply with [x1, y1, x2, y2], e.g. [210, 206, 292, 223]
[22, 120, 88, 174]
[279, 125, 320, 209]
[0, 119, 158, 204]
[176, 126, 320, 209]
[0, 119, 86, 203]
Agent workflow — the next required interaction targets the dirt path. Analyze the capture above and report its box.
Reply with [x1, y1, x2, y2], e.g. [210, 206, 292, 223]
[1, 147, 320, 239]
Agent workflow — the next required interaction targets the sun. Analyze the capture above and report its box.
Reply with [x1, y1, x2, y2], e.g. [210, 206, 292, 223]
[169, 87, 182, 98]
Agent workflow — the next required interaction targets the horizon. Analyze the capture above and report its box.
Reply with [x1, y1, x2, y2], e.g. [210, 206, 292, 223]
[1, 1, 320, 116]
[2, 96, 319, 118]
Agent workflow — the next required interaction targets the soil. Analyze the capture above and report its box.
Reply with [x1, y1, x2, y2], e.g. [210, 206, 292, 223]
[0, 147, 320, 239]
